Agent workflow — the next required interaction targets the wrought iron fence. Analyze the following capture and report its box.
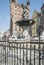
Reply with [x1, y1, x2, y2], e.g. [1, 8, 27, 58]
[0, 40, 44, 65]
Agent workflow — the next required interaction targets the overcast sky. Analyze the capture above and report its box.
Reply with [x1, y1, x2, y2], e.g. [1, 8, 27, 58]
[0, 0, 44, 32]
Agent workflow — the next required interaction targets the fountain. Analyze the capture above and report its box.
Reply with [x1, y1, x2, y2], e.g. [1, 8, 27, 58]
[9, 19, 35, 41]
[10, 19, 34, 41]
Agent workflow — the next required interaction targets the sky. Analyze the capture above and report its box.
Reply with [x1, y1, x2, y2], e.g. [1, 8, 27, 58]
[0, 0, 44, 32]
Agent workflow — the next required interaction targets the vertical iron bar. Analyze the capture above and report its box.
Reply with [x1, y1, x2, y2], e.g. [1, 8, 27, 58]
[5, 40, 6, 65]
[9, 43, 10, 65]
[1, 44, 2, 64]
[17, 43, 18, 65]
[34, 44, 35, 65]
[3, 45, 4, 65]
[14, 43, 15, 65]
[39, 33, 41, 65]
[12, 43, 13, 65]
[7, 42, 9, 65]
[20, 44, 21, 65]
[30, 44, 31, 65]
[1, 43, 3, 64]
[23, 44, 24, 65]
[26, 44, 28, 65]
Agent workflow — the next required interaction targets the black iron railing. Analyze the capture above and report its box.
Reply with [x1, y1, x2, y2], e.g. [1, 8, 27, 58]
[0, 40, 44, 65]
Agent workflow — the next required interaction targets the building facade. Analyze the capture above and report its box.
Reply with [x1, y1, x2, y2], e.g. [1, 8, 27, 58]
[10, 0, 30, 35]
[40, 3, 44, 30]
[32, 10, 40, 37]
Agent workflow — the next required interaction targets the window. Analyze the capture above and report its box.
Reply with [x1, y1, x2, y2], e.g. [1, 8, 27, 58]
[12, 0, 14, 2]
[12, 0, 16, 3]
[42, 10, 44, 14]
